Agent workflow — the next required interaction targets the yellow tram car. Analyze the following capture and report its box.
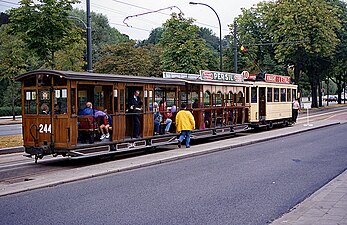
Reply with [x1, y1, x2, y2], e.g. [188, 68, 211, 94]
[15, 70, 296, 162]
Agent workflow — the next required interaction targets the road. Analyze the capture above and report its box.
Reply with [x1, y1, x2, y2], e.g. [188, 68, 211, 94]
[0, 124, 22, 136]
[0, 122, 347, 224]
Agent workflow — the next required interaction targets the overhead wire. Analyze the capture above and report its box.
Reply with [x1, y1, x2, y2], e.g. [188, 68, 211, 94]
[0, 0, 19, 6]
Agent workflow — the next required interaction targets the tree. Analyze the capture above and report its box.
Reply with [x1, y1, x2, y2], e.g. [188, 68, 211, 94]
[94, 41, 160, 77]
[69, 8, 129, 66]
[159, 13, 211, 74]
[234, 2, 281, 75]
[328, 0, 347, 103]
[0, 24, 38, 119]
[9, 0, 81, 69]
[268, 0, 341, 107]
[137, 27, 163, 47]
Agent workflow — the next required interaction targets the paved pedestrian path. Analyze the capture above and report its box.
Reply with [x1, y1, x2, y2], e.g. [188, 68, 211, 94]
[271, 170, 347, 225]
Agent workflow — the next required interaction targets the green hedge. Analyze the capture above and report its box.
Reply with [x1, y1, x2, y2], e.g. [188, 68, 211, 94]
[0, 107, 22, 116]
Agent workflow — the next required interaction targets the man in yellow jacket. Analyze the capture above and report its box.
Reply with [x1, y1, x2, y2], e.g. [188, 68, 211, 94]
[176, 103, 195, 148]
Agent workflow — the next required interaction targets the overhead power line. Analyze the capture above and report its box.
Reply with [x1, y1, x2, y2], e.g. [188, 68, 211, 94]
[0, 0, 19, 6]
[243, 40, 310, 47]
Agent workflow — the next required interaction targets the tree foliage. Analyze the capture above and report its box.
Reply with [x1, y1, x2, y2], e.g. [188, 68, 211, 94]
[159, 13, 211, 74]
[9, 0, 81, 69]
[69, 8, 129, 65]
[94, 41, 161, 77]
[234, 0, 344, 107]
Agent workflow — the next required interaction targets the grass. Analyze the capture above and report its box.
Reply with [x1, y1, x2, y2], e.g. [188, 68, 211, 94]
[0, 134, 23, 148]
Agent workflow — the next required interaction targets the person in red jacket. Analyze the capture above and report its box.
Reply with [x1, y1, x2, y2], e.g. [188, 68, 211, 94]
[159, 100, 173, 134]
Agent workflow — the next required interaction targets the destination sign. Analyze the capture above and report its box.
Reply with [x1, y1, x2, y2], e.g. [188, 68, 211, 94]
[265, 74, 291, 84]
[200, 70, 244, 82]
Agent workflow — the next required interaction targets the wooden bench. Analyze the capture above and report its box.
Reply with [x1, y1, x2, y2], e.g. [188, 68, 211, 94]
[78, 115, 99, 143]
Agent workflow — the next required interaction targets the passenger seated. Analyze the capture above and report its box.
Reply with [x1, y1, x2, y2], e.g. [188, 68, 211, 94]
[78, 102, 106, 117]
[159, 100, 172, 134]
[54, 104, 61, 114]
[99, 109, 112, 140]
[40, 104, 50, 115]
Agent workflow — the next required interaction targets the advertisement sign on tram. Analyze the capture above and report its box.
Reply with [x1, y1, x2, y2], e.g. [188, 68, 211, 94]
[200, 70, 244, 82]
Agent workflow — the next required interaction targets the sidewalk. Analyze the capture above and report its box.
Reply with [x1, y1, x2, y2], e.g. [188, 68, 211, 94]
[271, 170, 347, 225]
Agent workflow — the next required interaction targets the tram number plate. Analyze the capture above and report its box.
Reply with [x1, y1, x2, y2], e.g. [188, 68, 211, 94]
[39, 124, 52, 133]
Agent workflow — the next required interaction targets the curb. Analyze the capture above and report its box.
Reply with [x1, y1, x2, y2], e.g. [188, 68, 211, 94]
[0, 146, 24, 155]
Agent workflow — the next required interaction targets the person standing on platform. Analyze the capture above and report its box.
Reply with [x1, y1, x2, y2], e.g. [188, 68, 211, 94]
[292, 98, 300, 123]
[129, 90, 142, 138]
[176, 102, 195, 148]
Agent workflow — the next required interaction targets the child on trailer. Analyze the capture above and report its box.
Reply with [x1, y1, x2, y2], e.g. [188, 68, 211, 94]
[99, 109, 113, 140]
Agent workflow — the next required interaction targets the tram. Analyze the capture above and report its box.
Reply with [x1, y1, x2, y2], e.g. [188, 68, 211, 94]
[15, 70, 297, 162]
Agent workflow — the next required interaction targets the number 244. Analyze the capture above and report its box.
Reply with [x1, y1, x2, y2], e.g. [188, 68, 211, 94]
[39, 124, 51, 133]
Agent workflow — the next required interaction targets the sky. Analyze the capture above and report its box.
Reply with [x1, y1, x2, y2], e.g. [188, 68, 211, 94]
[0, 0, 261, 40]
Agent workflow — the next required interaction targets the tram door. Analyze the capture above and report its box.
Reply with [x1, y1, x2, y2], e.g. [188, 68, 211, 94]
[259, 87, 266, 121]
[125, 85, 144, 138]
[113, 83, 126, 141]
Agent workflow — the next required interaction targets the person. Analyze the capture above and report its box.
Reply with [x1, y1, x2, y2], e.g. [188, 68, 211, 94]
[78, 102, 106, 117]
[192, 99, 199, 108]
[153, 102, 161, 135]
[129, 90, 142, 138]
[79, 102, 93, 116]
[292, 98, 300, 123]
[40, 104, 50, 114]
[159, 100, 172, 134]
[176, 102, 195, 148]
[54, 104, 61, 114]
[99, 109, 113, 140]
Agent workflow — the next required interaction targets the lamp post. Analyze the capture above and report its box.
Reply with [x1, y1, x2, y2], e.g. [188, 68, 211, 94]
[86, 0, 92, 72]
[189, 2, 222, 71]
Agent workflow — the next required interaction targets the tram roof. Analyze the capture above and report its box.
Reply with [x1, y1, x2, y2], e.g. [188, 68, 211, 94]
[15, 70, 186, 86]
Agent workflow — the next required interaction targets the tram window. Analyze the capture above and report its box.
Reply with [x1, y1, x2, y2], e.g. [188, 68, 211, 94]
[237, 92, 244, 103]
[180, 91, 187, 108]
[71, 88, 76, 115]
[24, 90, 37, 114]
[94, 86, 104, 110]
[280, 88, 286, 102]
[78, 90, 87, 110]
[54, 89, 67, 114]
[267, 88, 273, 102]
[274, 88, 279, 102]
[24, 77, 36, 87]
[190, 92, 198, 107]
[148, 90, 153, 112]
[245, 88, 250, 103]
[38, 74, 51, 87]
[204, 91, 211, 107]
[251, 87, 257, 103]
[113, 89, 118, 112]
[39, 89, 51, 114]
[53, 76, 67, 86]
[292, 89, 297, 101]
[287, 89, 292, 102]
[216, 92, 222, 106]
[120, 89, 124, 112]
[166, 91, 176, 107]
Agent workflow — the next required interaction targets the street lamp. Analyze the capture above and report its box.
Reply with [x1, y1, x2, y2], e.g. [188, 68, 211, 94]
[86, 0, 92, 72]
[189, 2, 222, 71]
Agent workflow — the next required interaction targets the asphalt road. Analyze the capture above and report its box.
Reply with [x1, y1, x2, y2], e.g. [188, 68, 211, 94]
[1, 122, 346, 225]
[0, 124, 22, 136]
